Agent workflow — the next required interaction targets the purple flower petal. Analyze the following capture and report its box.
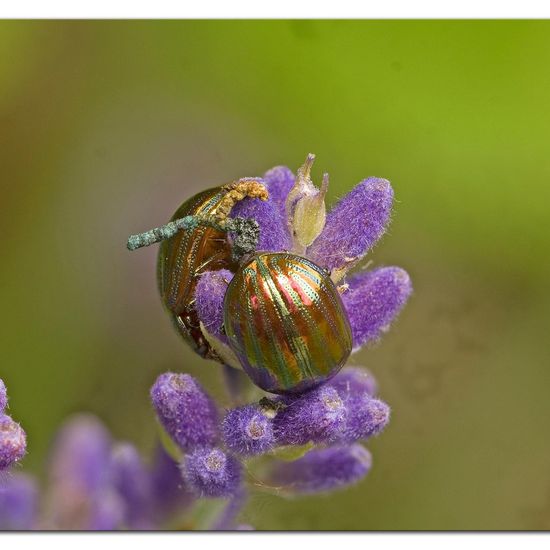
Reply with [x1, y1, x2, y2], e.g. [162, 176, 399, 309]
[182, 447, 242, 498]
[110, 442, 154, 529]
[230, 178, 292, 252]
[88, 489, 125, 531]
[0, 379, 7, 413]
[0, 473, 37, 530]
[307, 178, 394, 272]
[150, 373, 219, 452]
[339, 395, 390, 443]
[269, 444, 372, 494]
[194, 269, 233, 341]
[262, 165, 295, 216]
[342, 267, 412, 351]
[273, 386, 346, 446]
[48, 414, 112, 492]
[222, 405, 275, 456]
[328, 367, 378, 397]
[0, 415, 27, 470]
[45, 414, 114, 529]
[150, 445, 194, 521]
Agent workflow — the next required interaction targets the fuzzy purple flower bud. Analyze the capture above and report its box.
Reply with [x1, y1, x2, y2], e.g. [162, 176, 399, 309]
[222, 405, 275, 456]
[262, 165, 295, 215]
[274, 386, 346, 446]
[342, 267, 412, 350]
[182, 447, 242, 498]
[0, 415, 27, 470]
[307, 177, 393, 272]
[0, 379, 7, 413]
[0, 473, 37, 530]
[195, 269, 233, 340]
[340, 395, 390, 443]
[230, 179, 292, 252]
[269, 444, 372, 494]
[110, 442, 154, 529]
[151, 373, 219, 452]
[329, 367, 378, 397]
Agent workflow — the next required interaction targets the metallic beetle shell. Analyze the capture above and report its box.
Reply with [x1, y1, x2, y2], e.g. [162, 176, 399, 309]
[223, 252, 352, 394]
[157, 186, 238, 359]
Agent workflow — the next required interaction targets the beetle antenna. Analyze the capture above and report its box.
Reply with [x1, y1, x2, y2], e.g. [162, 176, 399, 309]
[127, 216, 202, 250]
[127, 215, 260, 257]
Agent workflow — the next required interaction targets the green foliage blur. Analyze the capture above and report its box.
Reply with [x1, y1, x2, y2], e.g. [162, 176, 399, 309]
[1, 20, 550, 530]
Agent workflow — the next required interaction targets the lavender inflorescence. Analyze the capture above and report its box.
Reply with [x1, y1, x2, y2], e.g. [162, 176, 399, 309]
[142, 155, 411, 527]
[0, 155, 412, 530]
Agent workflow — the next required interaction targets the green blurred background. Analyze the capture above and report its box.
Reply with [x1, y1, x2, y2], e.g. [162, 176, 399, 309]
[2, 20, 550, 530]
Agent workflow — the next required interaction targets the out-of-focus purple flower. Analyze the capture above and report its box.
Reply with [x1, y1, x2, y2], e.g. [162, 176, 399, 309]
[182, 447, 241, 498]
[150, 445, 193, 522]
[110, 442, 154, 529]
[0, 415, 27, 471]
[0, 473, 37, 530]
[0, 379, 7, 413]
[222, 405, 275, 456]
[195, 269, 233, 341]
[88, 489, 125, 531]
[328, 367, 378, 397]
[269, 444, 372, 494]
[48, 414, 111, 493]
[342, 267, 412, 351]
[307, 177, 393, 272]
[274, 386, 346, 446]
[230, 178, 292, 253]
[211, 486, 248, 531]
[45, 414, 113, 530]
[151, 373, 219, 452]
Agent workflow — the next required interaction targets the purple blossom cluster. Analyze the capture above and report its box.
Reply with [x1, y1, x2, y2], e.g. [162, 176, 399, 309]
[0, 155, 412, 531]
[0, 414, 192, 530]
[146, 157, 412, 526]
[151, 367, 389, 507]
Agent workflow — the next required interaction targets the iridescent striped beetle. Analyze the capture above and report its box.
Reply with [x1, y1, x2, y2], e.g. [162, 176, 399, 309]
[223, 252, 352, 394]
[127, 157, 353, 394]
[128, 180, 268, 360]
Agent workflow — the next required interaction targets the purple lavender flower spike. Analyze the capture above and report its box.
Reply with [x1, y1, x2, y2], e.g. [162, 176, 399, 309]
[150, 445, 193, 521]
[88, 489, 125, 531]
[307, 177, 394, 272]
[342, 267, 412, 351]
[182, 447, 242, 498]
[262, 165, 296, 215]
[0, 473, 37, 530]
[273, 386, 346, 446]
[110, 442, 154, 529]
[269, 444, 372, 494]
[329, 367, 378, 397]
[222, 405, 275, 456]
[230, 178, 292, 252]
[0, 415, 27, 470]
[48, 414, 112, 492]
[0, 379, 7, 413]
[151, 373, 219, 452]
[45, 414, 114, 529]
[340, 395, 390, 443]
[195, 269, 233, 341]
